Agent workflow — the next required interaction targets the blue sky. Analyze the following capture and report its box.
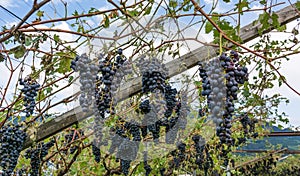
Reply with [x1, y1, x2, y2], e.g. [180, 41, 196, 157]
[0, 0, 299, 128]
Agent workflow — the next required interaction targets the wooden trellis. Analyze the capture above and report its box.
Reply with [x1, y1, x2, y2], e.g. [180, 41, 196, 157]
[23, 4, 300, 149]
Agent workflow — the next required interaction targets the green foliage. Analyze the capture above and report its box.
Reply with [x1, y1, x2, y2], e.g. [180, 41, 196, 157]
[9, 45, 26, 59]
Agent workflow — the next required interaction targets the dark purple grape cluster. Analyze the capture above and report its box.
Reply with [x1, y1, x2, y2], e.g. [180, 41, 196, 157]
[142, 108, 161, 143]
[164, 85, 178, 118]
[165, 116, 179, 144]
[109, 126, 126, 154]
[107, 119, 143, 175]
[110, 59, 132, 104]
[161, 90, 188, 144]
[19, 78, 40, 117]
[90, 49, 129, 161]
[138, 99, 151, 114]
[237, 154, 278, 175]
[94, 49, 126, 116]
[70, 55, 79, 71]
[91, 143, 101, 163]
[125, 121, 141, 142]
[71, 53, 98, 112]
[25, 139, 55, 176]
[160, 168, 166, 176]
[0, 124, 27, 175]
[215, 51, 249, 145]
[176, 90, 189, 130]
[198, 64, 212, 97]
[139, 86, 184, 144]
[197, 60, 225, 126]
[64, 129, 84, 154]
[167, 142, 187, 169]
[240, 113, 258, 134]
[120, 159, 131, 176]
[192, 135, 213, 173]
[236, 113, 259, 143]
[137, 57, 168, 93]
[116, 139, 138, 175]
[143, 151, 152, 176]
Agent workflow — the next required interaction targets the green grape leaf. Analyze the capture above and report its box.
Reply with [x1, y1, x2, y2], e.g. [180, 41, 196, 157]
[145, 6, 152, 15]
[205, 22, 213, 33]
[103, 14, 110, 28]
[25, 36, 32, 46]
[169, 0, 178, 8]
[296, 1, 300, 11]
[10, 45, 26, 59]
[0, 54, 5, 62]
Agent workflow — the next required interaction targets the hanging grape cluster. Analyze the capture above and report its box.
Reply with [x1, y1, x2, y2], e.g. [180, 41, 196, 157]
[92, 143, 101, 163]
[236, 154, 278, 176]
[64, 129, 84, 154]
[236, 113, 259, 145]
[25, 140, 55, 176]
[192, 135, 213, 174]
[272, 165, 300, 176]
[70, 54, 98, 112]
[0, 125, 27, 175]
[143, 151, 152, 176]
[137, 57, 168, 93]
[217, 51, 249, 145]
[116, 139, 139, 175]
[19, 78, 40, 117]
[95, 49, 126, 117]
[198, 60, 225, 126]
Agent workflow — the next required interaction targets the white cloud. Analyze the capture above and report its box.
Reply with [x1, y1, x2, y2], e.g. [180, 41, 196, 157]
[0, 0, 14, 8]
[244, 20, 300, 127]
[51, 0, 82, 3]
[251, 4, 264, 15]
[204, 0, 214, 4]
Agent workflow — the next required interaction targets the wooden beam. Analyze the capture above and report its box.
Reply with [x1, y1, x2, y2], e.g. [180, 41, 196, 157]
[266, 131, 300, 136]
[23, 4, 300, 149]
[234, 149, 300, 154]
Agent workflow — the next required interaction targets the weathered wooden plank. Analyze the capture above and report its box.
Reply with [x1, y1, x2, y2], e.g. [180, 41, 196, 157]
[23, 4, 300, 149]
[266, 131, 300, 136]
[234, 149, 300, 154]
